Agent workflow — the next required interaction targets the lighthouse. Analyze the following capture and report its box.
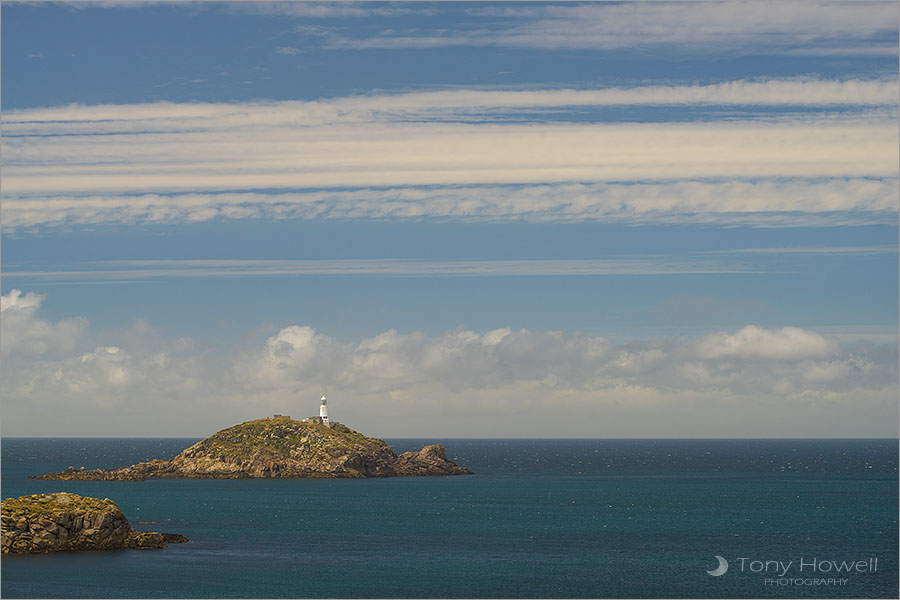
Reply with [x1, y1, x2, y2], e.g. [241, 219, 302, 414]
[301, 395, 335, 427]
[319, 395, 330, 425]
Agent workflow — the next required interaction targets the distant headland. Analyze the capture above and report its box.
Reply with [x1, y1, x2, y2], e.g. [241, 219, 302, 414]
[32, 413, 473, 480]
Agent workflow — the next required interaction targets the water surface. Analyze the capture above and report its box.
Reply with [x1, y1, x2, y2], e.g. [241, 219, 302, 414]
[2, 438, 896, 598]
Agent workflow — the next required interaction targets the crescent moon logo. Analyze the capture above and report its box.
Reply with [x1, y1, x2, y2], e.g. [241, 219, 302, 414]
[707, 555, 729, 577]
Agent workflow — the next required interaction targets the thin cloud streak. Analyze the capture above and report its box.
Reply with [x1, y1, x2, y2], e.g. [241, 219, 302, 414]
[5, 79, 897, 132]
[813, 325, 899, 344]
[229, 1, 436, 19]
[713, 245, 899, 255]
[3, 257, 758, 283]
[3, 179, 896, 229]
[329, 2, 898, 54]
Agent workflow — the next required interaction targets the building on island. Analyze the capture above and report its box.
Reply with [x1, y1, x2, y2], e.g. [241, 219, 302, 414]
[301, 395, 334, 427]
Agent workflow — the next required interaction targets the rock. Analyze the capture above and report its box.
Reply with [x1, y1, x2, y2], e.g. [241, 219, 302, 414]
[32, 418, 472, 480]
[1, 492, 188, 555]
[126, 532, 165, 549]
[396, 444, 473, 476]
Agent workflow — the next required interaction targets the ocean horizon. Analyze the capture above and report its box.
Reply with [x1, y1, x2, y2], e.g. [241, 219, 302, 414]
[2, 437, 897, 598]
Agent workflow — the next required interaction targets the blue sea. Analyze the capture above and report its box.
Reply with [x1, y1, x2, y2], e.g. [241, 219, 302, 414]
[1, 438, 897, 598]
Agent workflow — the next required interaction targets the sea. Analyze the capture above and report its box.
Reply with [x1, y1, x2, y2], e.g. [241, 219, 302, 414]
[1, 438, 897, 599]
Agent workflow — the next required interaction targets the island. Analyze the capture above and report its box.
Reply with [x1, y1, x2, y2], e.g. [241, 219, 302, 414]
[31, 416, 473, 480]
[1, 492, 188, 555]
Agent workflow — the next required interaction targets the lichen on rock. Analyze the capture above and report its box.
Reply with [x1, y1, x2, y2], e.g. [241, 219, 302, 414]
[1, 492, 188, 555]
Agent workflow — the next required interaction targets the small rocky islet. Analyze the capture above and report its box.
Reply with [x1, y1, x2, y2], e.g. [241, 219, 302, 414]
[32, 416, 473, 480]
[1, 492, 188, 555]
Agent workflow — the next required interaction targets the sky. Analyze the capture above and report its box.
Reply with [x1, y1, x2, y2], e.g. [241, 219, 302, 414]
[1, 0, 898, 438]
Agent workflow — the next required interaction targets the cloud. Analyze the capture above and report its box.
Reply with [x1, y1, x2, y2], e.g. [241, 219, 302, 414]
[232, 1, 436, 19]
[712, 245, 899, 255]
[1, 290, 200, 421]
[204, 322, 900, 400]
[812, 325, 900, 345]
[8, 119, 894, 194]
[4, 245, 894, 284]
[696, 325, 837, 360]
[2, 178, 897, 229]
[2, 82, 896, 229]
[3, 107, 897, 194]
[2, 289, 896, 437]
[6, 79, 897, 131]
[783, 45, 900, 56]
[2, 256, 757, 283]
[333, 2, 898, 55]
[172, 320, 900, 435]
[0, 289, 86, 358]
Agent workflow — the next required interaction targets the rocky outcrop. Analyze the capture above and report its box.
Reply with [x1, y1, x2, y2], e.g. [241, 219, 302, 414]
[32, 417, 472, 480]
[1, 492, 188, 554]
[396, 444, 473, 476]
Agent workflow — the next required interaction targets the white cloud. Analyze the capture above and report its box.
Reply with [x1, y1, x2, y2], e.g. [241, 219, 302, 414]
[335, 2, 898, 54]
[0, 289, 86, 358]
[76, 346, 132, 387]
[223, 322, 899, 436]
[3, 288, 895, 436]
[1, 290, 203, 421]
[695, 325, 837, 360]
[236, 323, 894, 397]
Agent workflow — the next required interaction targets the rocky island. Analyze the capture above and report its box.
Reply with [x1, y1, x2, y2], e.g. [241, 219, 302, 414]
[32, 416, 472, 480]
[1, 492, 187, 555]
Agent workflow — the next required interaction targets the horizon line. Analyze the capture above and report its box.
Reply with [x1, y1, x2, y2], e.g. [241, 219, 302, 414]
[3, 436, 897, 441]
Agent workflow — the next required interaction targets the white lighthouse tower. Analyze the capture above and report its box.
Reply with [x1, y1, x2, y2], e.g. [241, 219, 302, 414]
[319, 395, 330, 426]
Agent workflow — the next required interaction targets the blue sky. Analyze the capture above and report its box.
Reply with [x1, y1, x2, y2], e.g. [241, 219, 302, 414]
[1, 1, 898, 437]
